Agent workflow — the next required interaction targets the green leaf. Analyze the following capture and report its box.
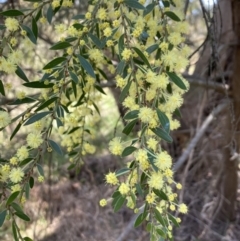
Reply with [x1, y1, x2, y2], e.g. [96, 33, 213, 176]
[116, 168, 130, 176]
[48, 139, 63, 156]
[35, 8, 42, 21]
[122, 119, 137, 135]
[123, 110, 139, 120]
[31, 17, 38, 39]
[122, 146, 137, 157]
[153, 189, 168, 201]
[23, 237, 33, 241]
[162, 0, 170, 7]
[25, 183, 30, 199]
[1, 9, 24, 16]
[72, 80, 77, 98]
[36, 164, 44, 176]
[69, 71, 79, 83]
[35, 97, 58, 112]
[12, 221, 18, 241]
[133, 47, 151, 68]
[21, 25, 37, 44]
[0, 79, 5, 96]
[29, 176, 34, 188]
[10, 122, 22, 140]
[168, 213, 180, 227]
[46, 5, 53, 24]
[134, 212, 147, 227]
[72, 14, 85, 20]
[124, 0, 145, 10]
[0, 210, 7, 227]
[136, 183, 143, 196]
[112, 191, 121, 198]
[19, 158, 33, 167]
[119, 80, 131, 102]
[151, 127, 172, 143]
[50, 41, 72, 50]
[146, 44, 159, 54]
[11, 202, 23, 213]
[88, 33, 102, 48]
[56, 117, 63, 128]
[143, 2, 155, 16]
[77, 55, 96, 79]
[156, 109, 170, 133]
[43, 57, 67, 70]
[154, 208, 166, 226]
[9, 97, 36, 105]
[113, 195, 126, 212]
[116, 60, 126, 75]
[118, 34, 124, 59]
[94, 84, 106, 95]
[156, 228, 166, 238]
[15, 211, 30, 221]
[24, 111, 52, 126]
[167, 72, 187, 90]
[146, 222, 154, 232]
[15, 65, 29, 82]
[165, 11, 181, 22]
[23, 81, 54, 88]
[6, 192, 20, 206]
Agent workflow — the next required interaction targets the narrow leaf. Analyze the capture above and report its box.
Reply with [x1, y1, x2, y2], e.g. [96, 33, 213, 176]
[15, 212, 30, 222]
[123, 110, 139, 120]
[31, 17, 38, 39]
[23, 81, 54, 88]
[116, 168, 130, 176]
[118, 34, 124, 59]
[77, 55, 96, 79]
[1, 10, 24, 16]
[122, 119, 137, 135]
[12, 222, 18, 241]
[119, 80, 131, 102]
[10, 122, 22, 140]
[156, 109, 170, 133]
[11, 202, 23, 213]
[124, 0, 145, 10]
[24, 111, 52, 126]
[154, 208, 166, 226]
[6, 191, 20, 206]
[122, 146, 137, 157]
[133, 47, 151, 68]
[35, 97, 58, 112]
[0, 79, 5, 96]
[0, 210, 7, 227]
[165, 11, 181, 22]
[15, 66, 29, 82]
[167, 72, 187, 90]
[48, 139, 63, 155]
[113, 195, 126, 212]
[69, 71, 79, 83]
[36, 164, 44, 176]
[134, 212, 147, 228]
[43, 57, 67, 70]
[46, 5, 53, 24]
[151, 127, 173, 143]
[50, 41, 72, 50]
[21, 25, 37, 44]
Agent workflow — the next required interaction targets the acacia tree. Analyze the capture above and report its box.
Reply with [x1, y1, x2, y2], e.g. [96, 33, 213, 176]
[0, 0, 190, 240]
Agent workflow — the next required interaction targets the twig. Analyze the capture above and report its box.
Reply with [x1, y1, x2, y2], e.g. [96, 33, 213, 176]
[173, 102, 229, 172]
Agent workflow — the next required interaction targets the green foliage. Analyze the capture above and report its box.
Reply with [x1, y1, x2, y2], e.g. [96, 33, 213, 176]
[0, 0, 189, 240]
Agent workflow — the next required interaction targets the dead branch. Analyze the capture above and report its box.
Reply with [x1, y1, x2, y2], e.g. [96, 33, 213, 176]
[173, 102, 229, 172]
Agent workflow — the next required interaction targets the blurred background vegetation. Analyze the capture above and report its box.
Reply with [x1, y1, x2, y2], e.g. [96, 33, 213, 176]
[1, 0, 240, 240]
